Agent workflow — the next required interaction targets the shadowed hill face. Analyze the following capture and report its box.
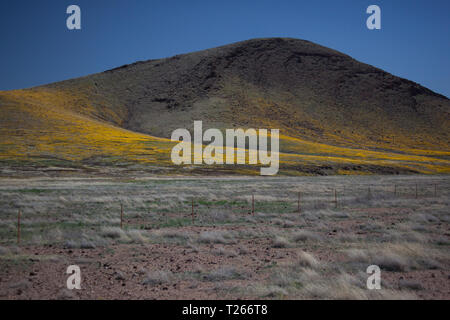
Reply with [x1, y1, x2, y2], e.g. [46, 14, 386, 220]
[1, 38, 449, 175]
[46, 38, 449, 151]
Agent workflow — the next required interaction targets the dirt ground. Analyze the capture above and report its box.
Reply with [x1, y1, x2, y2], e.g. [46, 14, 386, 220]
[0, 175, 448, 300]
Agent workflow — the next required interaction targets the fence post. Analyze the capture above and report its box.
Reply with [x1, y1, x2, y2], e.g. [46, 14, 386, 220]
[252, 194, 255, 216]
[334, 189, 338, 208]
[415, 184, 418, 199]
[192, 199, 195, 223]
[17, 209, 21, 244]
[394, 184, 397, 197]
[120, 203, 124, 229]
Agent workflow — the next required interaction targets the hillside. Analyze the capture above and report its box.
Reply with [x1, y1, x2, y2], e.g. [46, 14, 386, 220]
[0, 38, 449, 176]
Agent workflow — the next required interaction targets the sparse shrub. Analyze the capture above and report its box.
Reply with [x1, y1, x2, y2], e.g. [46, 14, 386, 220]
[64, 240, 78, 249]
[270, 270, 297, 288]
[9, 280, 30, 290]
[143, 270, 172, 286]
[203, 266, 247, 282]
[186, 242, 199, 253]
[57, 288, 77, 300]
[291, 230, 322, 243]
[101, 227, 126, 239]
[345, 247, 407, 271]
[252, 285, 288, 298]
[272, 236, 290, 248]
[372, 252, 409, 272]
[413, 213, 439, 224]
[198, 231, 229, 244]
[245, 216, 257, 224]
[282, 220, 295, 228]
[64, 238, 97, 249]
[332, 212, 349, 219]
[272, 218, 284, 226]
[127, 229, 147, 243]
[345, 243, 441, 272]
[312, 200, 328, 210]
[8, 246, 22, 254]
[272, 218, 296, 228]
[0, 245, 9, 255]
[398, 279, 423, 291]
[345, 249, 369, 261]
[210, 211, 232, 222]
[411, 224, 427, 232]
[161, 230, 190, 241]
[335, 233, 359, 243]
[296, 251, 320, 269]
[213, 247, 238, 257]
[237, 246, 249, 255]
[434, 237, 450, 246]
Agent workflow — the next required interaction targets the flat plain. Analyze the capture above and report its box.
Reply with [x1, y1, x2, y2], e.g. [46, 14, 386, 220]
[0, 175, 448, 299]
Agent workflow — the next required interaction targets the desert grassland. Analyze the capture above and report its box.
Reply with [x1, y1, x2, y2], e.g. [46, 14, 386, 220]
[0, 89, 175, 166]
[0, 175, 448, 300]
[1, 88, 449, 175]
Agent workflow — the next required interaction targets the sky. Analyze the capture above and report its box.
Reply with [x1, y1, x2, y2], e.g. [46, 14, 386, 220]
[0, 0, 449, 97]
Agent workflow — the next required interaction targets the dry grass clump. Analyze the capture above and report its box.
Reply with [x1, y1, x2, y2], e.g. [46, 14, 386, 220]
[64, 239, 96, 249]
[256, 248, 421, 299]
[127, 229, 148, 243]
[203, 266, 248, 282]
[272, 236, 291, 248]
[100, 227, 148, 243]
[269, 270, 298, 288]
[209, 211, 234, 223]
[291, 230, 322, 243]
[271, 218, 284, 226]
[63, 232, 109, 249]
[347, 248, 408, 272]
[0, 245, 9, 255]
[248, 284, 288, 298]
[398, 279, 423, 291]
[143, 270, 173, 286]
[412, 213, 439, 224]
[198, 230, 233, 244]
[267, 252, 321, 290]
[335, 233, 360, 243]
[344, 243, 442, 272]
[9, 280, 31, 290]
[57, 288, 77, 300]
[213, 247, 238, 257]
[301, 274, 416, 300]
[264, 264, 416, 300]
[434, 236, 450, 246]
[185, 242, 200, 253]
[237, 246, 250, 255]
[372, 251, 411, 272]
[101, 227, 126, 239]
[148, 229, 192, 244]
[382, 230, 427, 243]
[159, 230, 191, 240]
[272, 218, 295, 228]
[296, 251, 321, 269]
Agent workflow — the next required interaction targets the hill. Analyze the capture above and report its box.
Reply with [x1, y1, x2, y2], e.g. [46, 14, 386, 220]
[0, 38, 449, 176]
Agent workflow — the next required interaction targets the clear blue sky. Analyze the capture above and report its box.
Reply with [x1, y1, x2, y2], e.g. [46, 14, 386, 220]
[0, 0, 449, 97]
